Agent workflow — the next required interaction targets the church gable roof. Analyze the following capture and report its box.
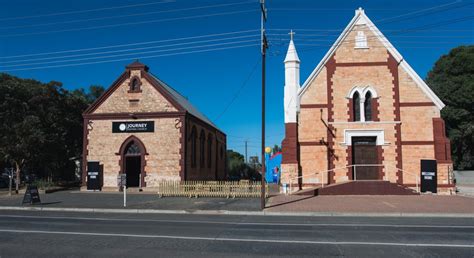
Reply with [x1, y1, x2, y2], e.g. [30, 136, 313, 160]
[297, 8, 445, 110]
[83, 61, 218, 129]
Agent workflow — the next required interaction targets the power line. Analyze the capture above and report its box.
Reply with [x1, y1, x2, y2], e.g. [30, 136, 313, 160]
[0, 9, 258, 38]
[1, 35, 260, 65]
[374, 0, 465, 23]
[267, 14, 474, 56]
[0, 0, 175, 21]
[1, 38, 259, 68]
[1, 39, 260, 68]
[0, 29, 259, 59]
[1, 44, 259, 72]
[0, 1, 255, 30]
[214, 58, 261, 121]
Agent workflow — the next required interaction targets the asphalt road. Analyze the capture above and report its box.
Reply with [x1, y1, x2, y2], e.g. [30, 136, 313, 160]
[0, 211, 472, 257]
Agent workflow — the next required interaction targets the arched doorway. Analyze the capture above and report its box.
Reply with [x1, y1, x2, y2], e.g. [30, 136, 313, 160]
[118, 136, 147, 188]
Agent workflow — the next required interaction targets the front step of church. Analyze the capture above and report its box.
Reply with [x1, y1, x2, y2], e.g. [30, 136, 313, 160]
[296, 181, 419, 196]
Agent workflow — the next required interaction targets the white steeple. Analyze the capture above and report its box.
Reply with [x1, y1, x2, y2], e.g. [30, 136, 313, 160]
[284, 30, 300, 124]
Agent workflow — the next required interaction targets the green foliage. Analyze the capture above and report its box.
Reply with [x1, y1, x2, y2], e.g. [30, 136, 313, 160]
[226, 150, 261, 180]
[0, 73, 104, 181]
[426, 45, 474, 170]
[32, 179, 55, 190]
[272, 144, 281, 155]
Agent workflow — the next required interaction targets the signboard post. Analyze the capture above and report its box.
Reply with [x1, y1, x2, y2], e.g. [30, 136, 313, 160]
[118, 174, 127, 207]
[22, 185, 41, 205]
[421, 159, 437, 193]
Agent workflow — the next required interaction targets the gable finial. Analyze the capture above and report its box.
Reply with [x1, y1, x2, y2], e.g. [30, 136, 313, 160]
[288, 29, 295, 41]
[356, 7, 365, 15]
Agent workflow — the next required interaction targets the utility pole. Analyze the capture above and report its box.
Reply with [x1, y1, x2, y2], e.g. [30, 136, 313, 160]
[260, 0, 268, 210]
[245, 140, 248, 164]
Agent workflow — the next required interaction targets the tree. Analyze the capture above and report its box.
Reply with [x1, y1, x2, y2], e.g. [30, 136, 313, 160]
[0, 73, 105, 188]
[272, 144, 281, 155]
[226, 150, 261, 180]
[426, 45, 474, 170]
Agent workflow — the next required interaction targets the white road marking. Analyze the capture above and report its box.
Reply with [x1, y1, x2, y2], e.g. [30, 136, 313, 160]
[0, 214, 473, 229]
[0, 229, 473, 248]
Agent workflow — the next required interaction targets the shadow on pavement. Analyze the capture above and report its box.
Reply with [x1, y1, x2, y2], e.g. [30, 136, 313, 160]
[265, 195, 315, 209]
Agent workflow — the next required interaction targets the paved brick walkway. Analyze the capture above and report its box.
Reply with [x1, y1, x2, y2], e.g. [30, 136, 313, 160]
[0, 189, 260, 211]
[266, 194, 474, 214]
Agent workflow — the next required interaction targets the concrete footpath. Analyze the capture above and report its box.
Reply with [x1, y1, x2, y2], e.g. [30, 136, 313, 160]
[0, 189, 473, 217]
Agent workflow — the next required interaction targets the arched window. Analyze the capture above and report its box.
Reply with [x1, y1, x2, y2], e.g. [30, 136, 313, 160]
[353, 91, 361, 122]
[190, 126, 197, 168]
[364, 91, 372, 121]
[125, 142, 141, 155]
[200, 130, 206, 168]
[128, 76, 141, 92]
[207, 134, 213, 168]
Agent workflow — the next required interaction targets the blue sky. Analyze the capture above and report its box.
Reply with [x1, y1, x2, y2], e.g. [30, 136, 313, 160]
[1, 0, 473, 159]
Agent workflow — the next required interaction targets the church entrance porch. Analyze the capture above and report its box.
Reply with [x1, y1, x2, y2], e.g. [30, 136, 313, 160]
[118, 136, 147, 190]
[125, 156, 141, 188]
[352, 137, 380, 180]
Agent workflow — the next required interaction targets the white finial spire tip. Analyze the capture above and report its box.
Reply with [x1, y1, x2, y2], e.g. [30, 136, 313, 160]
[356, 7, 364, 15]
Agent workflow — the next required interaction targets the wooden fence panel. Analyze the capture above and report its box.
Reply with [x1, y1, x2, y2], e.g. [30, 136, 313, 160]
[157, 180, 269, 198]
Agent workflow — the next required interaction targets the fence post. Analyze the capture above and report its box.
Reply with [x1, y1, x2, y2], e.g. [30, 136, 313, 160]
[354, 165, 357, 181]
[321, 172, 323, 188]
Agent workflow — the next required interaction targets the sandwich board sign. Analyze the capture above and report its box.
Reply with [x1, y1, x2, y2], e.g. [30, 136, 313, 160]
[22, 185, 41, 205]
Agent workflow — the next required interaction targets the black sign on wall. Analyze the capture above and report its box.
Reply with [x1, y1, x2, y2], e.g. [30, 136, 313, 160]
[87, 161, 102, 191]
[112, 121, 155, 133]
[421, 159, 437, 193]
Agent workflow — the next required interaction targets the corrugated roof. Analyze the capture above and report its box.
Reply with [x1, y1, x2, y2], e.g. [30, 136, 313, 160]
[149, 73, 220, 130]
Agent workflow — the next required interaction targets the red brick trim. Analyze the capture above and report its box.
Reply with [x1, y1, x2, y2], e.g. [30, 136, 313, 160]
[371, 98, 380, 122]
[116, 135, 149, 188]
[336, 61, 388, 67]
[299, 141, 326, 146]
[300, 104, 329, 109]
[401, 141, 435, 145]
[377, 146, 385, 180]
[326, 55, 336, 184]
[347, 98, 354, 122]
[433, 118, 452, 163]
[387, 52, 403, 184]
[399, 102, 435, 107]
[281, 123, 298, 164]
[81, 118, 89, 187]
[84, 112, 186, 120]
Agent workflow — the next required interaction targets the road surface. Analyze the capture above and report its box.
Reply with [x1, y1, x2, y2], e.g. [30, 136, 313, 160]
[0, 210, 472, 257]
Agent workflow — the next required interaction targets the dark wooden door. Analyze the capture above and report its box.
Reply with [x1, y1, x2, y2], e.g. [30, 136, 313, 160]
[125, 156, 141, 187]
[352, 137, 379, 180]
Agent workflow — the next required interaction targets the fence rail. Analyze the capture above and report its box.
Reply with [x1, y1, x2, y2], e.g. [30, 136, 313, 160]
[286, 164, 420, 194]
[157, 180, 268, 198]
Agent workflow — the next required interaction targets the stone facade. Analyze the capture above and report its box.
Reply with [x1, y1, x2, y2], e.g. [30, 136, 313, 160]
[82, 61, 226, 191]
[281, 9, 454, 194]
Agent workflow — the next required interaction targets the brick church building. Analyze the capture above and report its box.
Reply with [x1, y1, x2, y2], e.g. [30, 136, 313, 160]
[82, 61, 226, 191]
[281, 8, 454, 194]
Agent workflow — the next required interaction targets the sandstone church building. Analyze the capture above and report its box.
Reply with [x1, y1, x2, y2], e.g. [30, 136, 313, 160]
[82, 61, 226, 191]
[281, 8, 454, 194]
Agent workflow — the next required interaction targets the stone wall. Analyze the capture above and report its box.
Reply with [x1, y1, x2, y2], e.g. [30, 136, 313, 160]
[94, 70, 177, 114]
[87, 118, 182, 189]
